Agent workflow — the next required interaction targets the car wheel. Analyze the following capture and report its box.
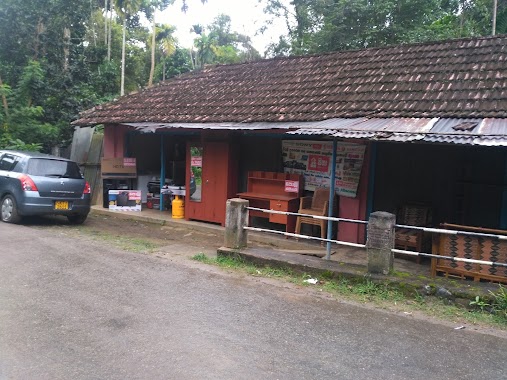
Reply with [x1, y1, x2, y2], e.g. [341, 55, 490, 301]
[1, 195, 21, 224]
[67, 214, 88, 225]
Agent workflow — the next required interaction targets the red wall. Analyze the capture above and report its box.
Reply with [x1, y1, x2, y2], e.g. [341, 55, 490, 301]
[103, 124, 128, 158]
[337, 142, 370, 244]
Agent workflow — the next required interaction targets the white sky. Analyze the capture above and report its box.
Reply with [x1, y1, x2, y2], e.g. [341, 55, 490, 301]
[156, 0, 288, 54]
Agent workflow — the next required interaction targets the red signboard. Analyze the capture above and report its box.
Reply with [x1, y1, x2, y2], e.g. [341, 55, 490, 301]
[191, 156, 202, 167]
[123, 157, 136, 167]
[285, 180, 299, 193]
[307, 155, 330, 172]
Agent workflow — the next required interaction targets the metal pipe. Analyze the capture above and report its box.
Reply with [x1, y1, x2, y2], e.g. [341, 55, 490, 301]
[325, 138, 338, 260]
[392, 248, 507, 268]
[159, 135, 165, 211]
[246, 206, 368, 224]
[244, 226, 366, 248]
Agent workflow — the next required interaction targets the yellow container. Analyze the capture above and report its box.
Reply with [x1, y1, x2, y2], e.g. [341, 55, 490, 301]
[172, 195, 185, 219]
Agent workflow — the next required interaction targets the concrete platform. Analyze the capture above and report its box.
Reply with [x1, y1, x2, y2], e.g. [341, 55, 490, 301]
[90, 205, 501, 300]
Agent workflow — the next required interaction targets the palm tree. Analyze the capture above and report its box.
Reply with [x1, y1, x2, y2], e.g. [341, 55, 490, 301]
[147, 0, 172, 87]
[148, 0, 208, 86]
[114, 0, 142, 95]
[156, 24, 177, 81]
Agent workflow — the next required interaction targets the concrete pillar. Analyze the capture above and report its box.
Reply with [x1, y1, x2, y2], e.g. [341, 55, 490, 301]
[366, 211, 395, 275]
[224, 198, 249, 249]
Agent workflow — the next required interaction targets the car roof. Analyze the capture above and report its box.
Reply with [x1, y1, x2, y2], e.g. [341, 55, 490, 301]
[0, 150, 73, 162]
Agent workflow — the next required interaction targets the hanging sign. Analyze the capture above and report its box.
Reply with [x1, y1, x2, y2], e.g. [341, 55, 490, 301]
[282, 140, 366, 198]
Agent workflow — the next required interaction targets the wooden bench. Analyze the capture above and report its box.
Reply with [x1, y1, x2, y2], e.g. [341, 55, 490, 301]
[431, 223, 507, 284]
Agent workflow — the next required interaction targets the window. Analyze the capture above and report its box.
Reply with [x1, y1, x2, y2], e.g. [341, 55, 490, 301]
[0, 154, 18, 171]
[26, 159, 83, 179]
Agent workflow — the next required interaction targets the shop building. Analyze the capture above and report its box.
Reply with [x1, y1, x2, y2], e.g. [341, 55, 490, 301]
[73, 35, 507, 244]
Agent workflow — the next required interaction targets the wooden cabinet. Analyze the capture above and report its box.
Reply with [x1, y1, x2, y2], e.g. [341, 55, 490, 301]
[238, 171, 303, 234]
[269, 199, 299, 233]
[186, 141, 238, 225]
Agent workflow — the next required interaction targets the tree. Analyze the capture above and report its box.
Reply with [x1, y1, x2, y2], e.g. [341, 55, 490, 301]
[156, 46, 193, 81]
[153, 24, 178, 81]
[260, 0, 505, 56]
[192, 14, 260, 68]
[114, 0, 143, 95]
[145, 0, 174, 87]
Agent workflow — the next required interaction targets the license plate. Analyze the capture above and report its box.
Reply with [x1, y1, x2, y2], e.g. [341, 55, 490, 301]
[54, 201, 69, 210]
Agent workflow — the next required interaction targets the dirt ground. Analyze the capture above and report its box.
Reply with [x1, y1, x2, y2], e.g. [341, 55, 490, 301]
[30, 213, 225, 259]
[88, 213, 225, 248]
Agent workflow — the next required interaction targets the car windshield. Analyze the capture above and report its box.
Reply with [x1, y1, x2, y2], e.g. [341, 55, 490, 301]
[27, 158, 83, 179]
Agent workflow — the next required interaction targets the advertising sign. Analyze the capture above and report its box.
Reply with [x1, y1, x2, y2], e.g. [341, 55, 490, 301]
[108, 190, 142, 211]
[284, 180, 300, 193]
[282, 140, 366, 198]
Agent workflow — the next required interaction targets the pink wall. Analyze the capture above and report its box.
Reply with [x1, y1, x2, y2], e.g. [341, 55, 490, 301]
[337, 142, 371, 244]
[103, 124, 128, 158]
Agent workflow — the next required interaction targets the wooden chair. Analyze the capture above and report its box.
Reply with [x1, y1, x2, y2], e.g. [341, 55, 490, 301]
[295, 188, 332, 245]
[395, 204, 432, 264]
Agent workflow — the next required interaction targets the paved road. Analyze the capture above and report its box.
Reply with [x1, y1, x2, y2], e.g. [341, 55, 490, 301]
[0, 221, 506, 380]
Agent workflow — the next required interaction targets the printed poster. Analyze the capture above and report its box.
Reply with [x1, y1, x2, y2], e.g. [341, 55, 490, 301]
[108, 190, 142, 211]
[282, 140, 366, 198]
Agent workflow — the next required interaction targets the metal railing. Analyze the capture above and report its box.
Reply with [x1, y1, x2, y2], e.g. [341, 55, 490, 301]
[244, 206, 368, 253]
[393, 224, 507, 270]
[242, 204, 507, 274]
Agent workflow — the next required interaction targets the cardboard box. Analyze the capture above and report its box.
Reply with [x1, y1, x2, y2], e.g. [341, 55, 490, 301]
[102, 158, 137, 178]
[108, 190, 142, 211]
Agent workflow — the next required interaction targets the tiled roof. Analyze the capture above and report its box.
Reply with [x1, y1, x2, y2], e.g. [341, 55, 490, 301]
[73, 35, 507, 126]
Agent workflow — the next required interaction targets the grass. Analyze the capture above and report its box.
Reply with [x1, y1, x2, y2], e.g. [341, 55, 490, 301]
[191, 253, 507, 329]
[79, 228, 160, 253]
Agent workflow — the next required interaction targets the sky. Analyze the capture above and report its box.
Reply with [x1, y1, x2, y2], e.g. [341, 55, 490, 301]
[156, 0, 288, 54]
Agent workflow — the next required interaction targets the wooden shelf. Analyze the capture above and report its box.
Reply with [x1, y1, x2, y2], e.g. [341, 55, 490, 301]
[238, 171, 304, 233]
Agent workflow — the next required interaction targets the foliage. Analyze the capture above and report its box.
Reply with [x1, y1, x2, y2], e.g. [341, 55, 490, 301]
[0, 135, 41, 151]
[489, 285, 507, 319]
[261, 0, 507, 56]
[470, 295, 490, 311]
[1, 0, 504, 150]
[192, 14, 261, 68]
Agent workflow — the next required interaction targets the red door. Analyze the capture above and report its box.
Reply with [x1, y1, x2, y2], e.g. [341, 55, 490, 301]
[186, 141, 233, 225]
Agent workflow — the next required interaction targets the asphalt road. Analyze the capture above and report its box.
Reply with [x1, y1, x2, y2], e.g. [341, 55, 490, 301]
[0, 220, 506, 380]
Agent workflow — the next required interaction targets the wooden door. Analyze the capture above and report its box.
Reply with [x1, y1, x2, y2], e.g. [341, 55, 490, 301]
[186, 141, 232, 225]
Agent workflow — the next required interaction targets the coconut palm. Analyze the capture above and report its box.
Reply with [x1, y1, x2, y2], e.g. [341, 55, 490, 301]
[114, 0, 143, 95]
[147, 0, 208, 86]
[156, 24, 177, 81]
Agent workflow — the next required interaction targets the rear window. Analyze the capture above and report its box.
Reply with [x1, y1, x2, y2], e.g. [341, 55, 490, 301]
[27, 158, 83, 179]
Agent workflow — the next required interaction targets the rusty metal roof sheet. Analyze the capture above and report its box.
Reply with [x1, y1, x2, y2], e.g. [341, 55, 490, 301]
[123, 121, 314, 132]
[128, 117, 507, 146]
[288, 117, 507, 146]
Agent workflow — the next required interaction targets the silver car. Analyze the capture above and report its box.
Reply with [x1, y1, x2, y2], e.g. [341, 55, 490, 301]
[0, 150, 91, 224]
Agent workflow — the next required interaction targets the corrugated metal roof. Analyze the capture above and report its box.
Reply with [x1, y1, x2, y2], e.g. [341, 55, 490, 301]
[123, 121, 315, 133]
[423, 134, 507, 146]
[288, 117, 507, 146]
[125, 118, 507, 146]
[429, 118, 484, 134]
